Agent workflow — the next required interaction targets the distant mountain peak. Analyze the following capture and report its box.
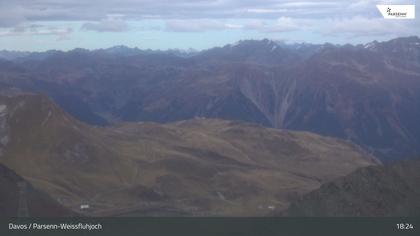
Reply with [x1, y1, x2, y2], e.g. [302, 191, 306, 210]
[389, 35, 420, 43]
[102, 45, 141, 55]
[228, 39, 279, 49]
[363, 40, 379, 50]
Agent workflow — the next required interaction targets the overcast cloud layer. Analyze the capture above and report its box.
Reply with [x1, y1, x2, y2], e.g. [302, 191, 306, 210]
[0, 0, 419, 51]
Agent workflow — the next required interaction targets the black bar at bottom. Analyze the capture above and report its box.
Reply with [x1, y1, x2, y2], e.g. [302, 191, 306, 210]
[1, 217, 419, 236]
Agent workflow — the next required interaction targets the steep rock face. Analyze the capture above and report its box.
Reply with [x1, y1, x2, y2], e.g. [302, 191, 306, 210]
[0, 94, 377, 216]
[234, 37, 420, 160]
[276, 39, 420, 160]
[197, 39, 305, 66]
[285, 158, 420, 217]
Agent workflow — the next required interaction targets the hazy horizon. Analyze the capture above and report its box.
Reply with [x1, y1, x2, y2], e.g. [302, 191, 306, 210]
[1, 35, 419, 53]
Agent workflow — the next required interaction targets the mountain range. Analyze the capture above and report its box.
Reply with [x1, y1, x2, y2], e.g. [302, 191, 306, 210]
[1, 36, 420, 216]
[1, 36, 420, 161]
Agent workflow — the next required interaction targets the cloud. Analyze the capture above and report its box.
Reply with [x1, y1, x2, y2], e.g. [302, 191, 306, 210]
[0, 24, 73, 40]
[82, 19, 129, 32]
[0, 2, 26, 27]
[165, 17, 308, 33]
[0, 0, 418, 39]
[165, 19, 233, 32]
[0, 0, 401, 25]
[262, 17, 304, 32]
[323, 16, 416, 37]
[246, 9, 289, 14]
[165, 19, 254, 33]
[240, 17, 308, 33]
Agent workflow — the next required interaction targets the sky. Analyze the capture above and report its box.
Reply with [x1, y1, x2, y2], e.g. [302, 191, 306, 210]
[0, 0, 419, 51]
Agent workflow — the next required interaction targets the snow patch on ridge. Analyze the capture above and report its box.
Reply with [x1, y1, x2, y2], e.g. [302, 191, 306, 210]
[271, 45, 277, 52]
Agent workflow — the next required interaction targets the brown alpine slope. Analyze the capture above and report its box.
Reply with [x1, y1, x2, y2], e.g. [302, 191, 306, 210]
[0, 94, 378, 216]
[285, 158, 420, 216]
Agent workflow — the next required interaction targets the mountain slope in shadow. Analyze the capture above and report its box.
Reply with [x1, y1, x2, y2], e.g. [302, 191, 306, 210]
[285, 158, 420, 216]
[0, 164, 75, 217]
